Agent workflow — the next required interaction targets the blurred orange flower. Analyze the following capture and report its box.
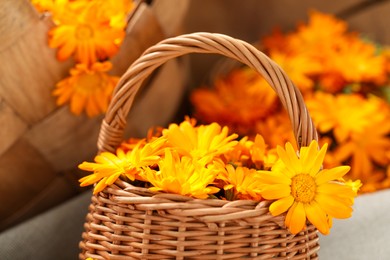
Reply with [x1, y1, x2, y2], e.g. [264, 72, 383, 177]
[48, 0, 128, 64]
[306, 93, 383, 143]
[53, 61, 118, 117]
[218, 164, 263, 201]
[191, 68, 278, 136]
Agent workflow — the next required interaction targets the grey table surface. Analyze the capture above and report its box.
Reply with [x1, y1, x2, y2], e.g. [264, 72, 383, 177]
[1, 188, 389, 260]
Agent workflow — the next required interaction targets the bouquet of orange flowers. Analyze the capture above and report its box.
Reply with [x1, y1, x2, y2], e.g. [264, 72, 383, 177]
[190, 11, 390, 193]
[79, 117, 359, 235]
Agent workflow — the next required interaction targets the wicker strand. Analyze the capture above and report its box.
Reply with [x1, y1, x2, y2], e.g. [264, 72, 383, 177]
[98, 32, 318, 153]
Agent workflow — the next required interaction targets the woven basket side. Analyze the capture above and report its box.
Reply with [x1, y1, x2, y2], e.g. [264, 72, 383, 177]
[80, 181, 319, 260]
[98, 32, 318, 153]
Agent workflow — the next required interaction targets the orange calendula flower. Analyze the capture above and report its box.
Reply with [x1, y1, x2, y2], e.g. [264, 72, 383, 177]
[223, 134, 278, 170]
[255, 111, 295, 149]
[79, 138, 165, 194]
[287, 10, 348, 57]
[142, 149, 220, 199]
[258, 140, 357, 235]
[334, 112, 390, 181]
[48, 0, 128, 64]
[306, 92, 383, 143]
[329, 36, 387, 85]
[53, 61, 118, 117]
[218, 164, 263, 201]
[190, 68, 278, 136]
[249, 134, 279, 169]
[162, 120, 238, 163]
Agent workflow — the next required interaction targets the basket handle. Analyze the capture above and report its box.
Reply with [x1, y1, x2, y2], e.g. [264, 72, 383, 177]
[98, 32, 318, 153]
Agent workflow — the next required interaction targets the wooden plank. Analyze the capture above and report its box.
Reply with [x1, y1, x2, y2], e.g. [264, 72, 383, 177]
[24, 106, 102, 173]
[0, 0, 37, 52]
[0, 175, 79, 231]
[0, 97, 28, 156]
[346, 1, 390, 44]
[0, 0, 73, 125]
[151, 0, 190, 36]
[0, 138, 57, 227]
[110, 3, 166, 76]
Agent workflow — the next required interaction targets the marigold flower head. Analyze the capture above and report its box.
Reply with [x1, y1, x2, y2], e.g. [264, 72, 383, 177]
[255, 111, 295, 149]
[53, 61, 118, 117]
[218, 164, 263, 201]
[162, 120, 238, 162]
[258, 140, 357, 235]
[327, 36, 387, 85]
[190, 68, 278, 136]
[332, 103, 390, 182]
[78, 137, 165, 194]
[287, 10, 348, 56]
[48, 0, 130, 64]
[221, 134, 277, 170]
[306, 92, 384, 143]
[142, 149, 220, 199]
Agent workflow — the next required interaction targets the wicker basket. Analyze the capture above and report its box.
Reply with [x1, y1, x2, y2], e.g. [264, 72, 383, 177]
[0, 0, 189, 230]
[79, 32, 319, 259]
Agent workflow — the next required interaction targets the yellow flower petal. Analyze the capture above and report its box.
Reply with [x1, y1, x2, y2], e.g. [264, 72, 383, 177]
[257, 171, 292, 185]
[287, 202, 306, 234]
[308, 142, 328, 176]
[315, 166, 351, 185]
[260, 184, 291, 200]
[305, 201, 330, 235]
[269, 195, 294, 216]
[315, 194, 353, 219]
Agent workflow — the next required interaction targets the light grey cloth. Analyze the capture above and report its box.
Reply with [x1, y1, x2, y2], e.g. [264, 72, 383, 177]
[1, 188, 389, 259]
[319, 189, 390, 260]
[0, 191, 91, 260]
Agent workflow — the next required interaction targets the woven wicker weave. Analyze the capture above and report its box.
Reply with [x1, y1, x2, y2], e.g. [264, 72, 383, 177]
[79, 32, 319, 259]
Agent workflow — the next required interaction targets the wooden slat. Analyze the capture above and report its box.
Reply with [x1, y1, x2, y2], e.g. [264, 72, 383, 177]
[151, 0, 190, 36]
[25, 106, 102, 173]
[0, 0, 36, 52]
[0, 175, 80, 231]
[110, 2, 166, 76]
[0, 0, 73, 125]
[346, 1, 390, 44]
[0, 97, 27, 156]
[0, 138, 57, 227]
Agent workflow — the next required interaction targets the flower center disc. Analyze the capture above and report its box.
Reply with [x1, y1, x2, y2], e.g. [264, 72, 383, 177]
[76, 73, 103, 93]
[291, 174, 317, 203]
[75, 24, 94, 40]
